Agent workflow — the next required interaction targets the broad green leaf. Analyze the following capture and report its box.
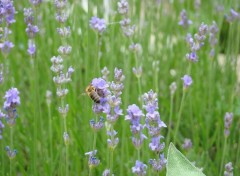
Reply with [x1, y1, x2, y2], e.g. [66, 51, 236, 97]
[167, 143, 206, 176]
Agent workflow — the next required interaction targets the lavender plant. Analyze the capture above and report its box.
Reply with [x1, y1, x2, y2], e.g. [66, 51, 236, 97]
[125, 104, 147, 175]
[224, 162, 233, 176]
[208, 21, 219, 58]
[3, 87, 20, 175]
[50, 0, 74, 175]
[85, 77, 108, 175]
[0, 0, 16, 83]
[220, 112, 233, 175]
[142, 90, 167, 172]
[173, 75, 192, 143]
[178, 9, 192, 29]
[102, 68, 125, 175]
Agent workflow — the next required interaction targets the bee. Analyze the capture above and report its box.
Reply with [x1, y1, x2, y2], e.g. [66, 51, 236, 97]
[85, 84, 100, 103]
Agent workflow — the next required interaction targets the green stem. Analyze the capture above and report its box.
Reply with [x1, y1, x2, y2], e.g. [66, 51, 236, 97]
[48, 105, 53, 175]
[166, 94, 174, 146]
[219, 137, 227, 176]
[137, 148, 140, 161]
[10, 126, 13, 176]
[110, 150, 113, 175]
[173, 90, 186, 143]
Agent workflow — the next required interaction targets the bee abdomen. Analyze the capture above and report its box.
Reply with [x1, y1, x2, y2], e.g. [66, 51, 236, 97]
[90, 92, 100, 103]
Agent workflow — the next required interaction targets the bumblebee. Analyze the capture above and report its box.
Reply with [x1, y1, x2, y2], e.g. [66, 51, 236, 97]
[85, 84, 100, 103]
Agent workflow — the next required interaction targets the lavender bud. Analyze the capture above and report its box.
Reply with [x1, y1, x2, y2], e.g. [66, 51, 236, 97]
[89, 16, 106, 33]
[129, 43, 142, 54]
[132, 160, 147, 175]
[224, 162, 233, 176]
[85, 150, 100, 169]
[58, 104, 69, 117]
[54, 0, 67, 9]
[0, 41, 14, 54]
[182, 138, 192, 150]
[117, 0, 128, 15]
[58, 45, 72, 55]
[26, 23, 39, 38]
[101, 66, 110, 81]
[132, 67, 142, 78]
[169, 82, 177, 95]
[63, 132, 70, 145]
[5, 146, 17, 159]
[181, 75, 193, 88]
[149, 154, 167, 172]
[57, 26, 71, 37]
[55, 12, 68, 23]
[178, 9, 192, 29]
[224, 112, 233, 137]
[90, 117, 104, 132]
[56, 88, 69, 97]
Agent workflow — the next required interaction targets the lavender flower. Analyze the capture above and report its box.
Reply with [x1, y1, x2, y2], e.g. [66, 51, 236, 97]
[4, 87, 20, 110]
[103, 68, 124, 151]
[125, 104, 146, 149]
[132, 160, 147, 176]
[57, 26, 71, 38]
[27, 41, 36, 56]
[133, 66, 142, 78]
[129, 43, 142, 54]
[0, 0, 16, 25]
[224, 112, 233, 137]
[226, 9, 240, 22]
[54, 0, 67, 9]
[26, 23, 39, 38]
[0, 40, 14, 54]
[29, 0, 42, 6]
[23, 8, 34, 24]
[120, 18, 135, 37]
[90, 116, 104, 132]
[5, 146, 17, 159]
[117, 0, 128, 15]
[181, 75, 192, 88]
[89, 16, 106, 33]
[3, 87, 20, 127]
[149, 154, 167, 172]
[224, 162, 233, 176]
[142, 90, 167, 171]
[101, 66, 110, 81]
[182, 138, 192, 150]
[102, 169, 111, 176]
[178, 9, 192, 29]
[209, 21, 219, 57]
[0, 111, 5, 139]
[186, 23, 208, 62]
[85, 150, 100, 169]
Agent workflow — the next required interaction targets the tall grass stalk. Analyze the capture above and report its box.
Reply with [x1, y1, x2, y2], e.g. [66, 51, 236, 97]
[219, 137, 227, 176]
[173, 90, 186, 144]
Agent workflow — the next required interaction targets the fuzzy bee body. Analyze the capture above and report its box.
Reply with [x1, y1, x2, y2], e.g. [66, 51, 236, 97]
[85, 85, 100, 103]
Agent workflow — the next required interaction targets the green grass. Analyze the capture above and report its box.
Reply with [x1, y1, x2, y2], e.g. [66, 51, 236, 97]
[0, 0, 239, 175]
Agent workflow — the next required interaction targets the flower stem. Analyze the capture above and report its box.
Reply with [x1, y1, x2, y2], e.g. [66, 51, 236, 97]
[47, 105, 53, 175]
[219, 137, 227, 176]
[173, 90, 186, 143]
[166, 94, 174, 146]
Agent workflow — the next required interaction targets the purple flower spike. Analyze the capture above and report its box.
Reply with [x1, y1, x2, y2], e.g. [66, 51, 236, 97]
[27, 42, 36, 56]
[178, 9, 192, 29]
[132, 160, 147, 175]
[224, 112, 233, 137]
[92, 78, 108, 90]
[181, 75, 193, 88]
[0, 41, 14, 54]
[89, 16, 106, 33]
[4, 87, 20, 109]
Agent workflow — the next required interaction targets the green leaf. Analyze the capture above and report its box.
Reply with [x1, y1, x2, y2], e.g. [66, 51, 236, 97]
[166, 143, 206, 176]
